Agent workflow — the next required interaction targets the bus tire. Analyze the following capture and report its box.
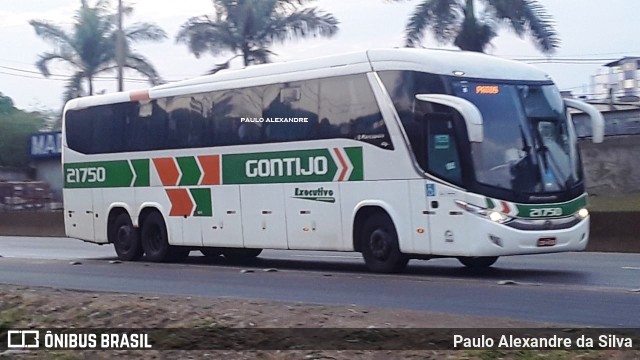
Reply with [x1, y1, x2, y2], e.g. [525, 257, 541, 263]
[201, 248, 222, 257]
[141, 212, 171, 262]
[111, 213, 143, 261]
[360, 213, 409, 273]
[222, 248, 262, 261]
[458, 256, 499, 268]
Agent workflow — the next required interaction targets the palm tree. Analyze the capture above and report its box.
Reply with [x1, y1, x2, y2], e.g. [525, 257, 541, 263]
[176, 0, 339, 72]
[403, 0, 559, 54]
[29, 0, 167, 101]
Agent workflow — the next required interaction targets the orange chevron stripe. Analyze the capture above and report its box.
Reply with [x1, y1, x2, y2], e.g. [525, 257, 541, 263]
[166, 189, 194, 216]
[500, 201, 510, 214]
[153, 158, 180, 186]
[198, 155, 220, 185]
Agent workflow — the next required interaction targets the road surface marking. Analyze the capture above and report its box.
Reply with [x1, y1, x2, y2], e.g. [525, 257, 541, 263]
[621, 266, 640, 270]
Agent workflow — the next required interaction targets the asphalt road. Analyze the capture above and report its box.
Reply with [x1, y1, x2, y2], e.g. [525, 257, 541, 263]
[1, 236, 639, 327]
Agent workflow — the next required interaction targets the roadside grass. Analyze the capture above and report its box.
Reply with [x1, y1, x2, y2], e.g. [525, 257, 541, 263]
[588, 193, 640, 212]
[0, 305, 24, 332]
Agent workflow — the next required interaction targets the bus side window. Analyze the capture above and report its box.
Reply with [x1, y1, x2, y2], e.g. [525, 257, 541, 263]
[319, 74, 391, 149]
[426, 114, 462, 185]
[263, 81, 319, 143]
[65, 108, 93, 154]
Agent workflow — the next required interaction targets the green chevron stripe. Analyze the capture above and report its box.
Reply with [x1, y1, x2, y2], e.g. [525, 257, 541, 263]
[131, 159, 150, 187]
[177, 157, 201, 186]
[345, 147, 363, 181]
[189, 188, 212, 217]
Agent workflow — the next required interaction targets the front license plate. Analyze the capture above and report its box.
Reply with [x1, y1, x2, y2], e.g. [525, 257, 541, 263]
[537, 237, 557, 247]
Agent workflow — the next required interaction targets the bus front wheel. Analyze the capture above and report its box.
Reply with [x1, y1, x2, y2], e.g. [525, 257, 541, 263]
[457, 256, 499, 268]
[111, 213, 143, 261]
[360, 213, 409, 273]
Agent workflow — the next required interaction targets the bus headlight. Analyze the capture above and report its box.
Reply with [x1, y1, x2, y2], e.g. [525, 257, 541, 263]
[576, 208, 589, 220]
[488, 210, 509, 223]
[455, 200, 512, 224]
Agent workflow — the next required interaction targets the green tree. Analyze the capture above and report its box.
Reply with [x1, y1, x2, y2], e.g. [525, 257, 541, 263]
[0, 92, 16, 115]
[29, 0, 167, 102]
[0, 93, 45, 168]
[403, 0, 559, 53]
[176, 0, 339, 72]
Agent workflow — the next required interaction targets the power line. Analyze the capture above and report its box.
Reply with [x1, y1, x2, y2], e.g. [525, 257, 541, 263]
[0, 65, 156, 83]
[0, 69, 63, 81]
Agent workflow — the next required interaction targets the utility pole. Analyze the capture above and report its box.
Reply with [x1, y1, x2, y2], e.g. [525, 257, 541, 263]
[116, 0, 125, 91]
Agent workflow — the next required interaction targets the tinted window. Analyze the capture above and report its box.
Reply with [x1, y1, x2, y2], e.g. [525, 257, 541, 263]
[319, 75, 391, 149]
[426, 115, 462, 185]
[379, 70, 449, 168]
[263, 80, 320, 143]
[65, 73, 392, 154]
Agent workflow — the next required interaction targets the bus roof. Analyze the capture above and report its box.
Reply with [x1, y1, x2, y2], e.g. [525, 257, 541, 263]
[65, 48, 551, 110]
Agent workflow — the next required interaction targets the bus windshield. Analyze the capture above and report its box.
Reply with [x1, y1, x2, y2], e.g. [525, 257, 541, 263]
[451, 80, 581, 194]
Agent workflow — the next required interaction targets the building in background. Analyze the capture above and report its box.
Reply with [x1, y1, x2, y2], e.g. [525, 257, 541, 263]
[591, 57, 640, 102]
[29, 131, 63, 203]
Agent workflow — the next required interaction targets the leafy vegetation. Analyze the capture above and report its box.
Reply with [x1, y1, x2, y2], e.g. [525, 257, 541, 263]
[176, 0, 339, 73]
[0, 93, 46, 168]
[401, 0, 559, 53]
[29, 0, 167, 102]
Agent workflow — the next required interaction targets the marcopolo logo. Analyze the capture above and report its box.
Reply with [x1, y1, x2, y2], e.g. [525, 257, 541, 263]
[293, 187, 335, 203]
[222, 147, 363, 184]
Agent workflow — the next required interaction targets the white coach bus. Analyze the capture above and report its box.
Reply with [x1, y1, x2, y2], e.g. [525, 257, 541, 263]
[62, 48, 604, 272]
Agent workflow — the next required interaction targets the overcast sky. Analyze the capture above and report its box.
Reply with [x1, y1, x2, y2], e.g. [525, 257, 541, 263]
[0, 0, 637, 111]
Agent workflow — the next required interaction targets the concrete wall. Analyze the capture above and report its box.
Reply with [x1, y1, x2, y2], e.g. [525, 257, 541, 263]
[0, 211, 65, 237]
[579, 135, 640, 195]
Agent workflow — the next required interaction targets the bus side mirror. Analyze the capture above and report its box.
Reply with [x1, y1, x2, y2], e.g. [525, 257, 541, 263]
[564, 98, 604, 143]
[416, 94, 484, 142]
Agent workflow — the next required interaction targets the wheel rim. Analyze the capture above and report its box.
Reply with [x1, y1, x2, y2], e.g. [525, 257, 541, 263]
[369, 228, 391, 260]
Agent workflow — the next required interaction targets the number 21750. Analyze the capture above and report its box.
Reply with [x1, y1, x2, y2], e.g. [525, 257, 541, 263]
[66, 167, 106, 184]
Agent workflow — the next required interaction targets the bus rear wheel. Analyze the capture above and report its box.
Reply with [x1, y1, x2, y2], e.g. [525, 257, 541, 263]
[111, 213, 143, 261]
[360, 213, 408, 273]
[141, 212, 171, 262]
[458, 256, 499, 269]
